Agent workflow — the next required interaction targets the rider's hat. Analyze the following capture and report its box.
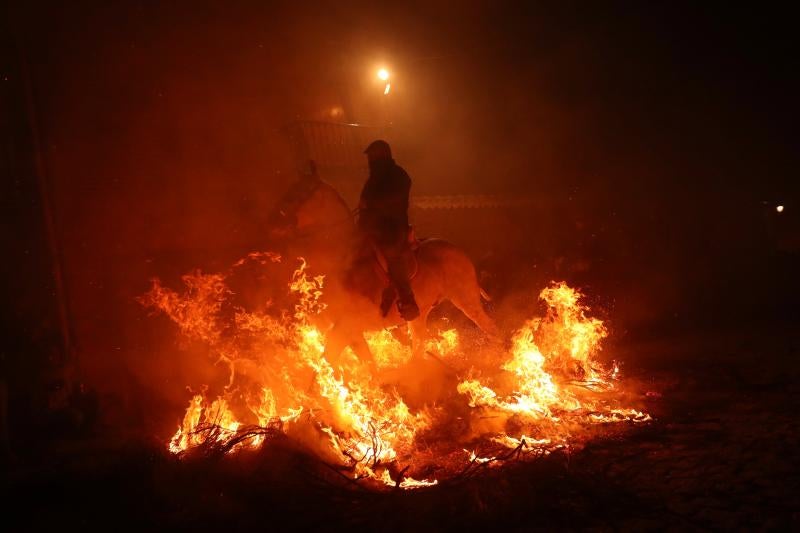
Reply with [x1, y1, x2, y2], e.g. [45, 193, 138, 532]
[363, 139, 392, 159]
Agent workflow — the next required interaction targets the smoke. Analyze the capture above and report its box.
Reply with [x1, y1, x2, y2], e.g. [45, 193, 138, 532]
[10, 1, 798, 434]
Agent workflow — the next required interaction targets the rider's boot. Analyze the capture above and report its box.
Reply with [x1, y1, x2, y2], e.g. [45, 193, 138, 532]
[397, 286, 420, 321]
[385, 250, 418, 321]
[380, 286, 396, 317]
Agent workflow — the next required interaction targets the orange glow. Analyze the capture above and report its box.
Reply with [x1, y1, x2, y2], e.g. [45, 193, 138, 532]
[142, 255, 649, 489]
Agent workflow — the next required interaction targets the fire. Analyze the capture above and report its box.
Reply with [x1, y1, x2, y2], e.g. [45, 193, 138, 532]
[364, 327, 459, 369]
[457, 282, 648, 451]
[142, 254, 649, 489]
[425, 328, 459, 356]
[365, 328, 411, 369]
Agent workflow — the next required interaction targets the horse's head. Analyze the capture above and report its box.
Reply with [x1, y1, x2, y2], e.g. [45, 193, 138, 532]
[267, 173, 354, 243]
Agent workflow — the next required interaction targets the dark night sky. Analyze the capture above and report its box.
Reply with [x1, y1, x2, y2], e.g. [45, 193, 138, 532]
[2, 1, 798, 417]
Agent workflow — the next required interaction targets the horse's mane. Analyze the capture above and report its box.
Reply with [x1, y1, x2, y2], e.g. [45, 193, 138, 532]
[316, 179, 352, 217]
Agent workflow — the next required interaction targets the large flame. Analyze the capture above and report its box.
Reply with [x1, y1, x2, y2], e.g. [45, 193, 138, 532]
[458, 282, 648, 453]
[141, 255, 649, 488]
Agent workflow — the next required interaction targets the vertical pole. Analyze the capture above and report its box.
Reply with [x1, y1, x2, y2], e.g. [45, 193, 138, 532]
[17, 46, 78, 381]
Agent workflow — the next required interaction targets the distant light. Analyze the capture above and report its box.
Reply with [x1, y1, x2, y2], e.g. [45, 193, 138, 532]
[383, 83, 391, 95]
[776, 205, 784, 213]
[377, 68, 390, 81]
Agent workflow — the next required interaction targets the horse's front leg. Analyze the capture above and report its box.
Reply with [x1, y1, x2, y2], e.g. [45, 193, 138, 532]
[350, 333, 379, 378]
[322, 324, 349, 372]
[409, 313, 429, 362]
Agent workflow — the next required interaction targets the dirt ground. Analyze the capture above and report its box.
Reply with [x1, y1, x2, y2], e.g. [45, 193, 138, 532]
[2, 322, 799, 531]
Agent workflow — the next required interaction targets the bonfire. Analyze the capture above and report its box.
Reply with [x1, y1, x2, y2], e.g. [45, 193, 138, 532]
[140, 253, 649, 489]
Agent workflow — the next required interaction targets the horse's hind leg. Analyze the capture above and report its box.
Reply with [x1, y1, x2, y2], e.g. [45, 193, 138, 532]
[450, 288, 499, 338]
[437, 248, 499, 338]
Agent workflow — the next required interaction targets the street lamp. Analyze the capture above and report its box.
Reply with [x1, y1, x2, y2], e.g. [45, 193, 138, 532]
[377, 68, 391, 94]
[375, 67, 392, 128]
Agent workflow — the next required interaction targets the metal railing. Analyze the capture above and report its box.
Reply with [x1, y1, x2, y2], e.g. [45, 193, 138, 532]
[283, 121, 536, 211]
[284, 120, 389, 178]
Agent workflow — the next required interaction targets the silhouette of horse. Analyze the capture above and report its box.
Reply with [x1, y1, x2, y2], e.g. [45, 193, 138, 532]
[268, 174, 497, 373]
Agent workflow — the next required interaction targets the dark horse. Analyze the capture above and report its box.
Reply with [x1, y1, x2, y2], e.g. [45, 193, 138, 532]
[269, 175, 497, 373]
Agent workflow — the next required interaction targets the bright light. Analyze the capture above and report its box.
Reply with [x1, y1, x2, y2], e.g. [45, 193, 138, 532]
[377, 68, 390, 81]
[776, 205, 784, 213]
[384, 83, 391, 95]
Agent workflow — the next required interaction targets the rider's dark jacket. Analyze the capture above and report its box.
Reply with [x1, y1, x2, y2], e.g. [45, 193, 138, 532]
[357, 158, 411, 246]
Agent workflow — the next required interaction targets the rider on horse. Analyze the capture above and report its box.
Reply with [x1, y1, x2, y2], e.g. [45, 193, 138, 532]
[356, 140, 420, 321]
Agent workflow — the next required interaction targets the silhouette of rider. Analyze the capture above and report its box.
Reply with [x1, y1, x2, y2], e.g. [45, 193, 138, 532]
[357, 140, 420, 321]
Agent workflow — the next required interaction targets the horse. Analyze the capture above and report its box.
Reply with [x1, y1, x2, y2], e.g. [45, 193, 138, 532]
[268, 174, 498, 373]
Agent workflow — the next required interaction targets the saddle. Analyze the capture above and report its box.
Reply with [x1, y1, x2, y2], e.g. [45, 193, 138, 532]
[343, 227, 421, 318]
